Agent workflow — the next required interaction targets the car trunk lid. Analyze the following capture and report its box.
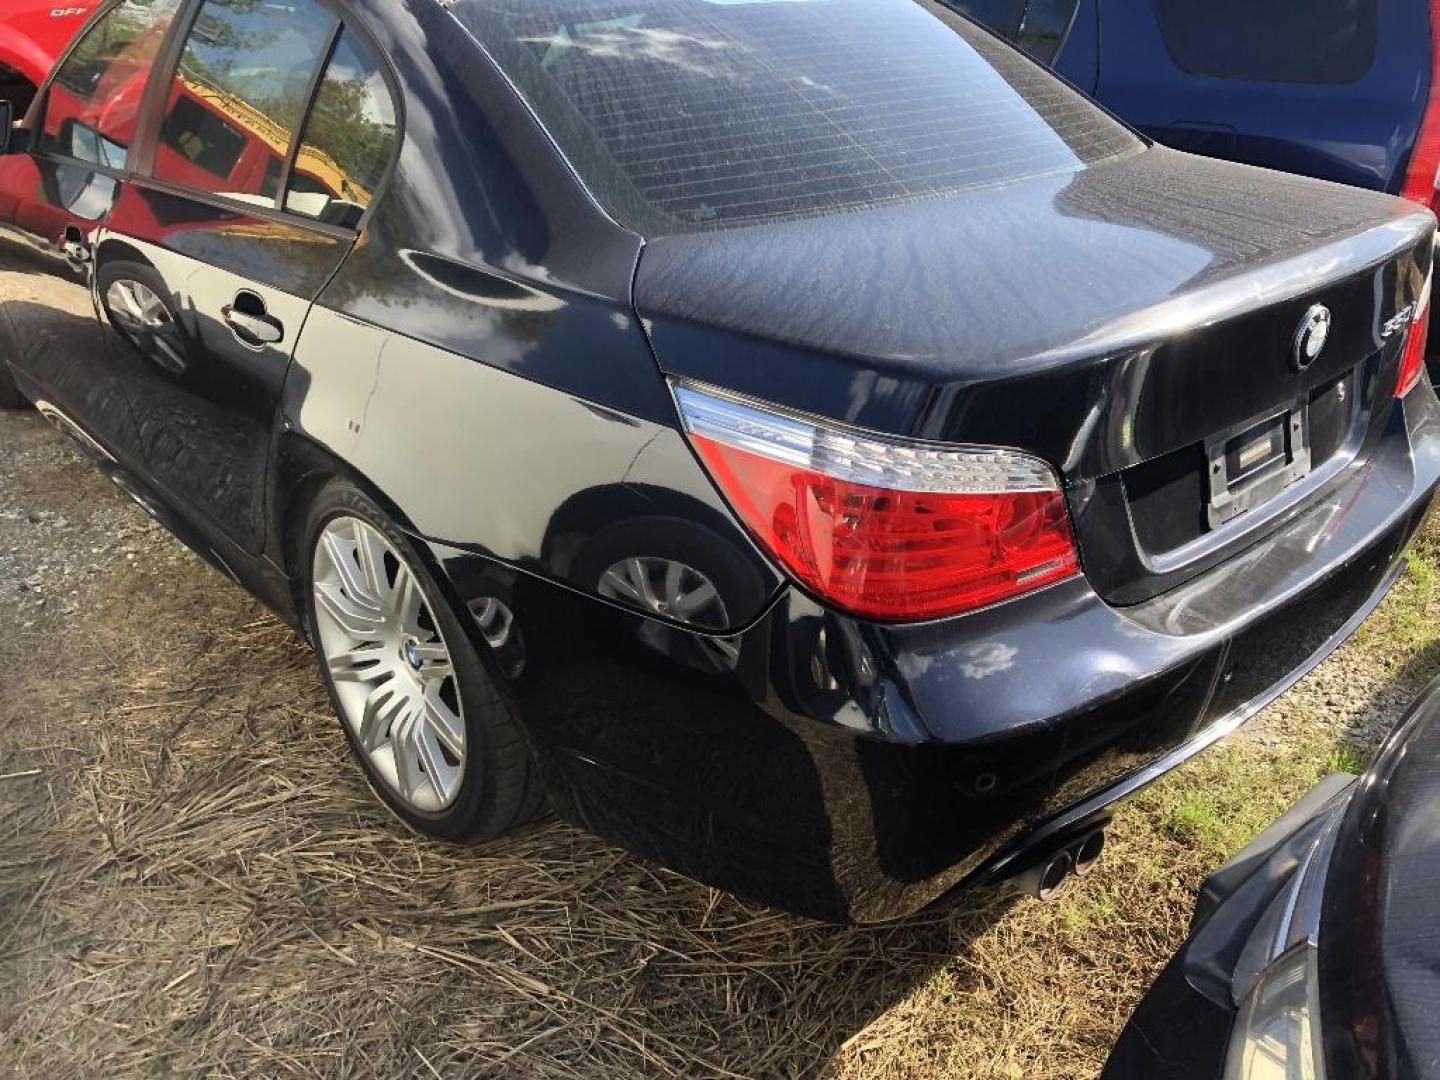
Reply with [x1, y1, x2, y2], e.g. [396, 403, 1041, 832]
[636, 146, 1435, 605]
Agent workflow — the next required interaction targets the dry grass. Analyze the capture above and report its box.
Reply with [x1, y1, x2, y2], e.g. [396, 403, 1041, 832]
[0, 569, 998, 1078]
[4, 414, 1440, 1078]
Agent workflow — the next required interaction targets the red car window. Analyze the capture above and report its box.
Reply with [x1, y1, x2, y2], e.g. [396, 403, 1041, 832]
[151, 0, 335, 206]
[37, 0, 182, 169]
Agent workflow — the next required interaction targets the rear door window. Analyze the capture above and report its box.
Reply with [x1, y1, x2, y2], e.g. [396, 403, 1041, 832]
[946, 0, 1023, 37]
[1151, 0, 1379, 84]
[1015, 0, 1079, 65]
[446, 0, 1140, 234]
[38, 0, 185, 168]
[151, 0, 337, 204]
[283, 30, 398, 229]
[945, 0, 1078, 65]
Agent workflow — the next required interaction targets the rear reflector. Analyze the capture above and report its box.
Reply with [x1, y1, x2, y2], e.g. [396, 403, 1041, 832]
[673, 383, 1079, 621]
[1397, 278, 1432, 397]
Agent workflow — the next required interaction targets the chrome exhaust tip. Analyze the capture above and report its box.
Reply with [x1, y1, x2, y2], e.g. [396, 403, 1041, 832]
[1013, 849, 1074, 902]
[1071, 829, 1106, 878]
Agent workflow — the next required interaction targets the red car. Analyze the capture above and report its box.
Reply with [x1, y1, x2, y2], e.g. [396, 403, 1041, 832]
[0, 2, 96, 118]
[0, 0, 354, 290]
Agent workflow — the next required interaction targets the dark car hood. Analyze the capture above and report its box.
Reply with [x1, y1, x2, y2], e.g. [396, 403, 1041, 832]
[636, 144, 1433, 441]
[1320, 681, 1440, 1078]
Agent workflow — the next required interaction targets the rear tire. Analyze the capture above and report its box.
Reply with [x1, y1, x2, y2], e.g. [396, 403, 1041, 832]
[302, 480, 544, 840]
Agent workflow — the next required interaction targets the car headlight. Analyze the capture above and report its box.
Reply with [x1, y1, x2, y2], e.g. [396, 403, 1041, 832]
[1224, 945, 1325, 1080]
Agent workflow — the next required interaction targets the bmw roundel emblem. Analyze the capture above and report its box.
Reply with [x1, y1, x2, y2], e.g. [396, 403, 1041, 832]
[1292, 304, 1331, 371]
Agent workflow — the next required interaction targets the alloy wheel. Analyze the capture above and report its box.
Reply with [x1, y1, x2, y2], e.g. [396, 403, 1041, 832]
[104, 278, 187, 374]
[598, 556, 740, 667]
[598, 556, 728, 627]
[312, 516, 466, 812]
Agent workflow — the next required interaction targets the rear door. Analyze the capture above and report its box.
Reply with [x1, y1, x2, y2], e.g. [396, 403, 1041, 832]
[96, 0, 397, 553]
[1091, 0, 1429, 194]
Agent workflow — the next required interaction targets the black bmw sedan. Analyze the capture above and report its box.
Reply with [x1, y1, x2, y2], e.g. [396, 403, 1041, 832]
[1104, 678, 1440, 1080]
[0, 0, 1436, 923]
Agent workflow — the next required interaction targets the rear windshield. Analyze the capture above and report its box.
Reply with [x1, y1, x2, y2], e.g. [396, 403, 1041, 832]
[442, 0, 1141, 234]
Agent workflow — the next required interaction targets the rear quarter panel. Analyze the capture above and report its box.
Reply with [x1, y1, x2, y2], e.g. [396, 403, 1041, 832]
[285, 303, 781, 631]
[280, 0, 782, 631]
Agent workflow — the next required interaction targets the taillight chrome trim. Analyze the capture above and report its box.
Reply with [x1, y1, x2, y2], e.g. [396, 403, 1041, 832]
[672, 381, 1062, 494]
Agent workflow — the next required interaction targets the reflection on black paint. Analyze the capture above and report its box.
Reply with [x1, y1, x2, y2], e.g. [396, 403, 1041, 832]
[97, 183, 351, 552]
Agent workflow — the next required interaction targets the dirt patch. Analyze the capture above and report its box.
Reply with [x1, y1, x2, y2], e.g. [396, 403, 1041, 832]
[3, 405, 1438, 1078]
[0, 411, 177, 626]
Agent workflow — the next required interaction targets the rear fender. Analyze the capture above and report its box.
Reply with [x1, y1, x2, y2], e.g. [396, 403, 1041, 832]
[278, 307, 783, 633]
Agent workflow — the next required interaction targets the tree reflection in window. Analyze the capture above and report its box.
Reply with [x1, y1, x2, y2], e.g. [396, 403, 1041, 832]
[285, 31, 398, 229]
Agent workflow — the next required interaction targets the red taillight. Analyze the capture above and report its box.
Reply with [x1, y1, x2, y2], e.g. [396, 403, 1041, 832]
[674, 384, 1079, 621]
[1402, 0, 1440, 208]
[1397, 279, 1432, 396]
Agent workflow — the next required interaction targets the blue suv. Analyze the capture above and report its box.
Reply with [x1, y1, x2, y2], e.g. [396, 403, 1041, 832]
[956, 0, 1438, 206]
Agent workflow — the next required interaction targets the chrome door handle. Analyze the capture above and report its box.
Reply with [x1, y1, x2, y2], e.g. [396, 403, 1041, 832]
[222, 294, 284, 347]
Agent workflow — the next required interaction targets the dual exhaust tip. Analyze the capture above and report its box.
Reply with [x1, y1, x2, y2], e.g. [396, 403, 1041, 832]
[1011, 828, 1106, 902]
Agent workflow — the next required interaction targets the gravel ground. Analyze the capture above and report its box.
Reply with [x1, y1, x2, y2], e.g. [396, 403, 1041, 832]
[3, 398, 1439, 1079]
[0, 410, 179, 626]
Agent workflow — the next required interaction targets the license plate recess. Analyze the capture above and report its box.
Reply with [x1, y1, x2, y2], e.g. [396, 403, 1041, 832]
[1205, 405, 1311, 529]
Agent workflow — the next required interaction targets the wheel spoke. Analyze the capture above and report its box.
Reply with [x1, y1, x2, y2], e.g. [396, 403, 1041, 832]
[391, 708, 427, 801]
[322, 529, 377, 609]
[672, 580, 718, 620]
[600, 566, 644, 605]
[353, 522, 390, 605]
[414, 724, 453, 802]
[138, 289, 167, 325]
[108, 281, 144, 324]
[628, 558, 661, 609]
[663, 560, 684, 604]
[357, 677, 405, 750]
[314, 580, 388, 638]
[390, 564, 422, 633]
[327, 644, 389, 683]
[418, 661, 453, 685]
[421, 683, 465, 758]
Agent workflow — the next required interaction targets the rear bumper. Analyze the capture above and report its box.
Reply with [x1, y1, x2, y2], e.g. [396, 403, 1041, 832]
[958, 553, 1400, 893]
[431, 386, 1440, 922]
